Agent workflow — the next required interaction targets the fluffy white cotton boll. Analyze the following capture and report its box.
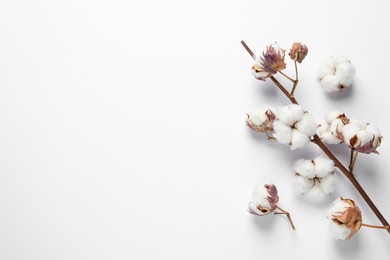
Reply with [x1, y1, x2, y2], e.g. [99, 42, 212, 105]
[349, 119, 366, 129]
[357, 130, 374, 146]
[329, 118, 344, 135]
[275, 104, 304, 126]
[248, 108, 269, 125]
[329, 221, 352, 240]
[336, 63, 355, 87]
[325, 111, 344, 124]
[322, 132, 343, 144]
[330, 56, 351, 67]
[317, 121, 330, 135]
[291, 129, 310, 150]
[295, 113, 317, 137]
[320, 75, 340, 92]
[294, 175, 313, 193]
[293, 159, 315, 178]
[342, 123, 362, 147]
[319, 174, 336, 194]
[314, 156, 335, 178]
[248, 198, 271, 215]
[317, 64, 334, 79]
[366, 124, 381, 146]
[273, 121, 292, 145]
[318, 56, 355, 92]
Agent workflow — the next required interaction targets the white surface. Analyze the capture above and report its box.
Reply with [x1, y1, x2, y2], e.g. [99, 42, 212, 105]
[1, 0, 390, 259]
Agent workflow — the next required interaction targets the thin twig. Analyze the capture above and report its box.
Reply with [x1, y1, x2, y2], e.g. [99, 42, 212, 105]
[275, 206, 296, 231]
[361, 223, 390, 229]
[241, 41, 256, 59]
[279, 71, 295, 83]
[290, 61, 299, 96]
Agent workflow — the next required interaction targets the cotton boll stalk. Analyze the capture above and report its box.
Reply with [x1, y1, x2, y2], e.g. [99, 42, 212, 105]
[328, 198, 362, 240]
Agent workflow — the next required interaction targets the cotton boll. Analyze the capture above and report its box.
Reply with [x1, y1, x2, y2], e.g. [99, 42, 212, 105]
[366, 124, 382, 146]
[295, 113, 317, 137]
[248, 108, 268, 125]
[248, 198, 272, 215]
[342, 123, 362, 148]
[288, 104, 305, 123]
[330, 56, 351, 67]
[290, 129, 310, 150]
[294, 175, 313, 193]
[325, 111, 344, 124]
[314, 156, 334, 178]
[317, 121, 330, 135]
[336, 63, 355, 87]
[321, 132, 343, 144]
[357, 130, 374, 146]
[329, 220, 352, 241]
[319, 174, 336, 194]
[273, 121, 292, 145]
[275, 104, 304, 126]
[329, 118, 344, 135]
[318, 63, 334, 79]
[293, 159, 315, 178]
[349, 119, 367, 130]
[320, 75, 340, 92]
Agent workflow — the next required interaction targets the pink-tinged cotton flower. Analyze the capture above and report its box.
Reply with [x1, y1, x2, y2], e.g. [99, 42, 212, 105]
[251, 43, 286, 81]
[248, 184, 279, 216]
[246, 107, 276, 133]
[289, 42, 308, 63]
[328, 197, 362, 240]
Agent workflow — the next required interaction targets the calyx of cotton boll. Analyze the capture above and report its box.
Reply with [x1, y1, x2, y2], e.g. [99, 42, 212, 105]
[273, 104, 317, 150]
[318, 56, 355, 92]
[251, 43, 286, 81]
[289, 42, 308, 63]
[328, 197, 362, 240]
[293, 156, 335, 196]
[248, 184, 279, 216]
[246, 107, 276, 133]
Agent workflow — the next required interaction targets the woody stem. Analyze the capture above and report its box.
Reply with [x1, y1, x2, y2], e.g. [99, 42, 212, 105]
[241, 40, 390, 235]
[361, 223, 390, 229]
[290, 61, 299, 96]
[275, 206, 296, 231]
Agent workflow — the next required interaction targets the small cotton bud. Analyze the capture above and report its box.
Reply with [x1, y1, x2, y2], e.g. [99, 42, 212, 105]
[328, 198, 362, 240]
[248, 184, 279, 216]
[247, 107, 276, 133]
[288, 42, 308, 63]
[318, 56, 355, 92]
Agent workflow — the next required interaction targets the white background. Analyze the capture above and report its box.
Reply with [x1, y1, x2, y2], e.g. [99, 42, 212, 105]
[1, 0, 390, 259]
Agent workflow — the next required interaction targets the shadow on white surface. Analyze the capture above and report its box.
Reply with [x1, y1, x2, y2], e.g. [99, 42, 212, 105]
[332, 234, 361, 257]
[250, 214, 276, 232]
[324, 84, 354, 100]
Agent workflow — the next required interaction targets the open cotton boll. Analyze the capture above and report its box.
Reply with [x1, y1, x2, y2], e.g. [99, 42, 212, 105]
[318, 56, 355, 92]
[295, 113, 317, 137]
[330, 56, 351, 67]
[273, 121, 292, 144]
[325, 111, 344, 124]
[342, 123, 362, 148]
[313, 156, 335, 178]
[294, 175, 313, 193]
[293, 159, 315, 178]
[356, 130, 374, 146]
[291, 129, 310, 150]
[320, 75, 340, 92]
[366, 124, 382, 146]
[335, 63, 355, 87]
[275, 104, 304, 126]
[319, 174, 336, 194]
[248, 198, 272, 215]
[248, 108, 269, 125]
[329, 220, 352, 241]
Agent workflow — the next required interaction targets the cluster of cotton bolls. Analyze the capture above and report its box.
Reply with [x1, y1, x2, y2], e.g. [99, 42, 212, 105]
[318, 56, 355, 92]
[317, 111, 382, 154]
[247, 104, 317, 150]
[293, 156, 336, 196]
